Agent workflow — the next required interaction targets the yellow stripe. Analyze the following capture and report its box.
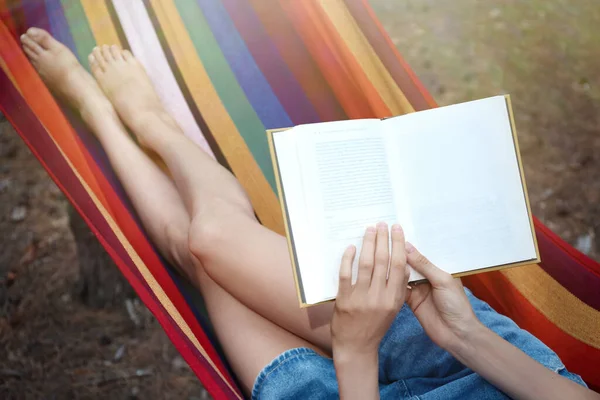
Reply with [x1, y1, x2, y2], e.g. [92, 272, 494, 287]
[43, 125, 242, 399]
[319, 0, 414, 116]
[80, 0, 122, 46]
[148, 0, 284, 233]
[502, 265, 600, 348]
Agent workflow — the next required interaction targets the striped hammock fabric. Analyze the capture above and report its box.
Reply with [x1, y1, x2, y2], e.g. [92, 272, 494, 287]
[1, 0, 599, 397]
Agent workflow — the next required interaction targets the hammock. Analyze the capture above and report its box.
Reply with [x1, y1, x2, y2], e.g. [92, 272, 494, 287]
[0, 0, 598, 397]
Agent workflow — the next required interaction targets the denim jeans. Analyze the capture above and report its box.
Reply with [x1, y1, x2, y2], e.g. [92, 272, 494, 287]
[252, 288, 586, 399]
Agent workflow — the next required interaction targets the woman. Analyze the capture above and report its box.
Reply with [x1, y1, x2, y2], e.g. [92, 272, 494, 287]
[19, 27, 595, 399]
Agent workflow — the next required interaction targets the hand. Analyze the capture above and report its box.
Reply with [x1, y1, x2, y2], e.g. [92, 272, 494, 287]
[331, 223, 410, 358]
[405, 243, 482, 351]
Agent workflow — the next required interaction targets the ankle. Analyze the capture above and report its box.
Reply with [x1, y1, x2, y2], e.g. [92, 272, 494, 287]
[128, 109, 181, 134]
[79, 98, 118, 126]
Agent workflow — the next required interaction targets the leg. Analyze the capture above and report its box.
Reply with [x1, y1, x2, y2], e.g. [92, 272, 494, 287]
[196, 268, 322, 395]
[90, 44, 335, 351]
[21, 28, 320, 394]
[20, 28, 191, 275]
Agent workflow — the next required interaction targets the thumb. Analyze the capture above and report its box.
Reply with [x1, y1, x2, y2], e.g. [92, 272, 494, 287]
[406, 242, 452, 287]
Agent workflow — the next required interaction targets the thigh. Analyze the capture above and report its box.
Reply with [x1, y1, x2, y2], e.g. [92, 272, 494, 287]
[195, 267, 322, 396]
[190, 210, 335, 353]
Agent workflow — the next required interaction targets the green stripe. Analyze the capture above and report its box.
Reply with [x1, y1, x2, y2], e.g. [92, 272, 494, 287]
[173, 0, 275, 190]
[60, 0, 96, 70]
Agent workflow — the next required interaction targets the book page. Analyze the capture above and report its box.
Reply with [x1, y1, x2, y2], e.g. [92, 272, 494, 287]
[383, 96, 537, 281]
[288, 120, 396, 304]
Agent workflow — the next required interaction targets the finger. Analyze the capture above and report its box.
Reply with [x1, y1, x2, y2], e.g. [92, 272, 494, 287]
[387, 224, 407, 289]
[406, 242, 452, 287]
[337, 245, 356, 297]
[370, 222, 389, 289]
[356, 226, 376, 289]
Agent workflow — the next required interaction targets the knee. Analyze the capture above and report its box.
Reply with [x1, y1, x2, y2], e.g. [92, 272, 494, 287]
[163, 222, 194, 269]
[187, 214, 227, 263]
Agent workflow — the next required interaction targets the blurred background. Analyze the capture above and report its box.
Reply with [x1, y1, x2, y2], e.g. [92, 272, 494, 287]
[1, 1, 598, 398]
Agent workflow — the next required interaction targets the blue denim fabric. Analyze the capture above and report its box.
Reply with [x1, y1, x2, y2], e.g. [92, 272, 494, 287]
[252, 288, 586, 399]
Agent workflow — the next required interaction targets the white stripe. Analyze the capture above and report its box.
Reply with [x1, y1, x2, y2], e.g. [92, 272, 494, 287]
[111, 0, 214, 157]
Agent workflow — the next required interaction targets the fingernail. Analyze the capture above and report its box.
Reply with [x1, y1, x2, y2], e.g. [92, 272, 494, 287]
[405, 242, 415, 253]
[366, 226, 376, 233]
[377, 222, 387, 231]
[392, 224, 402, 232]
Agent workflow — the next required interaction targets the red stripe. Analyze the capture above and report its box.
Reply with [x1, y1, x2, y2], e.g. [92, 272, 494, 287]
[248, 0, 346, 122]
[535, 226, 600, 310]
[278, 0, 384, 119]
[463, 271, 600, 391]
[0, 23, 240, 397]
[534, 217, 600, 275]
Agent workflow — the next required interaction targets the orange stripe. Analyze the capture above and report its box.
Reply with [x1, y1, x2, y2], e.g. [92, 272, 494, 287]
[319, 0, 414, 116]
[464, 271, 600, 389]
[502, 265, 600, 348]
[80, 0, 122, 46]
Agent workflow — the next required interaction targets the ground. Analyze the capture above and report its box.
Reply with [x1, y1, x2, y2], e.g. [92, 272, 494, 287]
[0, 1, 598, 398]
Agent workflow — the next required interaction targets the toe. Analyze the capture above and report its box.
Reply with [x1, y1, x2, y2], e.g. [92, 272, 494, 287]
[101, 45, 114, 63]
[122, 49, 134, 63]
[26, 27, 53, 50]
[89, 53, 101, 76]
[23, 46, 38, 61]
[110, 45, 123, 61]
[92, 47, 106, 70]
[21, 33, 43, 55]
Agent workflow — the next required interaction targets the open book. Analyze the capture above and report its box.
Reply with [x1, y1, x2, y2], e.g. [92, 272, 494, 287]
[268, 96, 539, 306]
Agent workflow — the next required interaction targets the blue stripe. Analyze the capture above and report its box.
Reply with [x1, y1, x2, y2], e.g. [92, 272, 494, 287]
[44, 0, 77, 53]
[194, 0, 292, 129]
[221, 0, 321, 125]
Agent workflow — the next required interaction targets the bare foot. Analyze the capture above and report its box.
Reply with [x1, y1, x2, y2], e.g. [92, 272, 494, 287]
[89, 45, 178, 144]
[20, 28, 113, 119]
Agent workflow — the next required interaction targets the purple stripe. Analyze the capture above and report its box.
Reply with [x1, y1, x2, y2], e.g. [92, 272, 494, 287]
[221, 0, 321, 125]
[20, 0, 50, 32]
[536, 229, 600, 311]
[44, 0, 76, 53]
